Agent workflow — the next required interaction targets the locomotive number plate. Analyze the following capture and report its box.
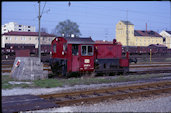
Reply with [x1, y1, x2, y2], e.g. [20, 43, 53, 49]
[84, 59, 90, 63]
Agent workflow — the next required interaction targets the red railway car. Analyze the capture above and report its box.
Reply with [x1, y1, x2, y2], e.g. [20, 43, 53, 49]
[50, 37, 129, 77]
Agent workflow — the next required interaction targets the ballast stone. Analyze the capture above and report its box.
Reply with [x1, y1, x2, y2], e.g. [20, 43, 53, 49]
[11, 57, 48, 80]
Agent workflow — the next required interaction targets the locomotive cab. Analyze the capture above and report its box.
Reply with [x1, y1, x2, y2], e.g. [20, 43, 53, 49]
[50, 37, 95, 77]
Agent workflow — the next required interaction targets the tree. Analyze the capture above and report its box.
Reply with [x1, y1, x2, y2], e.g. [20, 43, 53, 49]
[36, 27, 48, 33]
[52, 19, 81, 37]
[40, 27, 48, 33]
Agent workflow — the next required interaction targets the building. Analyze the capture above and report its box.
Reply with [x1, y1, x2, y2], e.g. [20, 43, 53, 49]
[1, 31, 56, 48]
[159, 30, 171, 48]
[2, 22, 35, 34]
[116, 20, 164, 47]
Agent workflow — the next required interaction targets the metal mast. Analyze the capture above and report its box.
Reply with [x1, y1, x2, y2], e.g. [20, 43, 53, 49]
[38, 1, 41, 60]
[126, 10, 129, 52]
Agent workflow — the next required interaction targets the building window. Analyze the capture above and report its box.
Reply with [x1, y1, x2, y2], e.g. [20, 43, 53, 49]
[6, 37, 8, 40]
[30, 37, 31, 40]
[19, 29, 22, 31]
[28, 26, 30, 28]
[19, 25, 22, 27]
[28, 30, 30, 32]
[15, 37, 17, 40]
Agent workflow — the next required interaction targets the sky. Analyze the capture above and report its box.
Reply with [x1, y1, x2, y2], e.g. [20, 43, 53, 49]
[2, 1, 171, 41]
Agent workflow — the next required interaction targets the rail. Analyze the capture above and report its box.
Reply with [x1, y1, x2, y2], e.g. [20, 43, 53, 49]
[39, 80, 171, 106]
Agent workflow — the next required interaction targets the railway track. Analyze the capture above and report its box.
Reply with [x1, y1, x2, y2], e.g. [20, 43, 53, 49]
[2, 80, 171, 112]
[1, 64, 51, 73]
[39, 80, 171, 107]
[2, 62, 171, 74]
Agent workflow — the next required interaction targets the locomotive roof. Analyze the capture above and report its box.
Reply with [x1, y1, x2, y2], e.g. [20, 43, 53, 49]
[64, 37, 95, 44]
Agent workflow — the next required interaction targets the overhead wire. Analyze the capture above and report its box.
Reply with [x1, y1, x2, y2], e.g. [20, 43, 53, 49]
[2, 1, 170, 38]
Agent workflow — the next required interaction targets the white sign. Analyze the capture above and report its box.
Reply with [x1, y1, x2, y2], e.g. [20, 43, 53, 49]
[84, 59, 90, 63]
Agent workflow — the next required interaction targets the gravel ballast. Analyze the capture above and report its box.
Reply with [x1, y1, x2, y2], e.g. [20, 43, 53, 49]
[2, 76, 171, 112]
[26, 94, 171, 112]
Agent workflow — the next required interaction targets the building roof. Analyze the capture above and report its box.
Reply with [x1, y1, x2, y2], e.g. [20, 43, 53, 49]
[149, 44, 167, 48]
[120, 20, 134, 25]
[2, 31, 56, 37]
[166, 31, 171, 35]
[134, 30, 162, 37]
[65, 37, 95, 44]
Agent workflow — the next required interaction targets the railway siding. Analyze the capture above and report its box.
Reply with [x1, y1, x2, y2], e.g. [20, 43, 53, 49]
[2, 62, 171, 74]
[39, 81, 171, 107]
[2, 80, 171, 112]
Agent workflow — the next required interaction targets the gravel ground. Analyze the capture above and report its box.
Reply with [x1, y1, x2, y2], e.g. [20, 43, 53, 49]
[25, 94, 171, 112]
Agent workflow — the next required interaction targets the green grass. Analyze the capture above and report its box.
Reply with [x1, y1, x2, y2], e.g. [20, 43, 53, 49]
[33, 79, 63, 88]
[1, 73, 168, 89]
[1, 76, 31, 89]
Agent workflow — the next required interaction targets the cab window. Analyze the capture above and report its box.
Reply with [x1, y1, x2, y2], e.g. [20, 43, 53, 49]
[81, 45, 93, 56]
[63, 43, 67, 51]
[53, 44, 56, 53]
[72, 44, 78, 55]
[82, 46, 86, 56]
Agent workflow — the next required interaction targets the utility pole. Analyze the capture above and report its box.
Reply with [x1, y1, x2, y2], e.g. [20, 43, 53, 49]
[38, 1, 41, 60]
[126, 10, 129, 52]
[170, 1, 171, 30]
[68, 1, 71, 7]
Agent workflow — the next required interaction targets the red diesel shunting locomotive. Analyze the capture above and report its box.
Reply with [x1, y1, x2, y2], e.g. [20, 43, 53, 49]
[50, 37, 129, 77]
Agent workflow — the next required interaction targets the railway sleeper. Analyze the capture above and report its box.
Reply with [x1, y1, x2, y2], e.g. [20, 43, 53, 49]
[65, 95, 76, 100]
[152, 92, 160, 95]
[138, 87, 149, 90]
[128, 88, 139, 92]
[80, 93, 89, 98]
[117, 89, 129, 93]
[93, 92, 102, 96]
[141, 94, 150, 97]
[105, 90, 116, 95]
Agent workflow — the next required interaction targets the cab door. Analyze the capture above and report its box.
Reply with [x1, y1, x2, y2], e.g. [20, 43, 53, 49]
[71, 44, 80, 72]
[80, 45, 94, 72]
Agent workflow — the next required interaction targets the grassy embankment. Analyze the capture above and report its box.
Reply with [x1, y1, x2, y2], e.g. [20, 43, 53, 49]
[2, 73, 169, 89]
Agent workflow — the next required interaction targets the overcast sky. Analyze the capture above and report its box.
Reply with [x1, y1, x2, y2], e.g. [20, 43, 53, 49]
[2, 1, 171, 41]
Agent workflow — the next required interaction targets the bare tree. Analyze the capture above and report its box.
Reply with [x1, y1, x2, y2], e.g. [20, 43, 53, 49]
[36, 27, 48, 33]
[52, 19, 81, 37]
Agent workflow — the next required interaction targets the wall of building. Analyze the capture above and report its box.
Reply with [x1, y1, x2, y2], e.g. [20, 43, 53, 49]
[134, 36, 163, 46]
[2, 22, 35, 34]
[116, 21, 164, 47]
[1, 35, 55, 48]
[160, 31, 171, 48]
[116, 21, 135, 46]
